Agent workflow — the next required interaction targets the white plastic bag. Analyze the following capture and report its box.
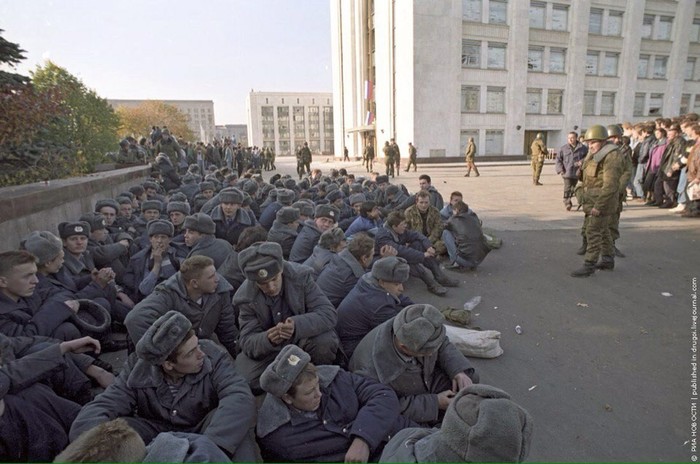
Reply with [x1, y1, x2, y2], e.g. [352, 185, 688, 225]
[445, 325, 503, 359]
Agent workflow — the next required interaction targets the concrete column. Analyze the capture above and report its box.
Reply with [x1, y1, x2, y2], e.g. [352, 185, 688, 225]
[503, 0, 529, 155]
[562, 0, 591, 133]
[617, 0, 645, 122]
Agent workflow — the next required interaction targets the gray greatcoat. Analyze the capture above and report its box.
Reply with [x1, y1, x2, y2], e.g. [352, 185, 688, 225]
[187, 234, 234, 269]
[316, 248, 367, 307]
[266, 220, 298, 260]
[69, 340, 258, 459]
[349, 318, 476, 425]
[124, 273, 238, 356]
[288, 219, 322, 263]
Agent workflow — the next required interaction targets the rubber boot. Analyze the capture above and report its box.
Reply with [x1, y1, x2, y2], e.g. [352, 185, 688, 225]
[571, 261, 596, 277]
[595, 255, 615, 270]
[576, 238, 587, 255]
[416, 264, 447, 296]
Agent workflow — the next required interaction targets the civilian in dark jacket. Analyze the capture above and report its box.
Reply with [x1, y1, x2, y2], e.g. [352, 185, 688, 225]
[257, 345, 416, 462]
[337, 257, 412, 359]
[442, 200, 490, 271]
[555, 132, 588, 210]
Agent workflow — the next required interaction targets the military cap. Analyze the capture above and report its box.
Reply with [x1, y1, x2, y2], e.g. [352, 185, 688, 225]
[58, 221, 91, 239]
[393, 304, 446, 354]
[371, 256, 410, 283]
[136, 311, 192, 365]
[238, 242, 284, 283]
[183, 213, 216, 235]
[147, 219, 174, 237]
[260, 344, 312, 397]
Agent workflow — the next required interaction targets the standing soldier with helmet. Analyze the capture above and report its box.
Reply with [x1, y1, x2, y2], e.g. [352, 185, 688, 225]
[530, 133, 547, 185]
[363, 141, 375, 172]
[606, 124, 634, 258]
[571, 125, 623, 277]
[391, 138, 401, 176]
[464, 137, 480, 177]
[299, 141, 312, 178]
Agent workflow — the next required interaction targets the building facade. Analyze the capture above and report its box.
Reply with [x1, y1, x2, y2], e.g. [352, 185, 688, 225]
[331, 0, 700, 159]
[108, 99, 216, 143]
[246, 92, 335, 156]
[215, 124, 249, 146]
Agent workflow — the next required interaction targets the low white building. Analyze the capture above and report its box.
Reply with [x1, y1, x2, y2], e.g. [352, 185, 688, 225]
[331, 0, 700, 159]
[246, 91, 335, 156]
[108, 99, 216, 143]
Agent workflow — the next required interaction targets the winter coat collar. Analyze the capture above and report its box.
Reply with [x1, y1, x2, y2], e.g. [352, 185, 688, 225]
[368, 321, 410, 385]
[156, 271, 233, 299]
[339, 249, 366, 278]
[127, 351, 213, 389]
[256, 365, 340, 438]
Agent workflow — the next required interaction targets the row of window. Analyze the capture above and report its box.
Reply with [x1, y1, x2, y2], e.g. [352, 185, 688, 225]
[463, 0, 696, 43]
[263, 97, 331, 105]
[186, 108, 212, 114]
[460, 85, 563, 114]
[460, 130, 504, 156]
[464, 40, 697, 80]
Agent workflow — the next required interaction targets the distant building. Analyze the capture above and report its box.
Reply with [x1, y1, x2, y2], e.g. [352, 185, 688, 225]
[215, 124, 249, 146]
[108, 99, 216, 142]
[246, 91, 334, 156]
[331, 0, 700, 158]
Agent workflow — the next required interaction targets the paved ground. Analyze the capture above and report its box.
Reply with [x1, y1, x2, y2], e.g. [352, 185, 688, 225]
[107, 156, 698, 462]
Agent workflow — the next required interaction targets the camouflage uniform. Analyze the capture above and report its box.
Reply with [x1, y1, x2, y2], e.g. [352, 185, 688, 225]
[404, 204, 446, 255]
[383, 142, 395, 177]
[530, 138, 547, 184]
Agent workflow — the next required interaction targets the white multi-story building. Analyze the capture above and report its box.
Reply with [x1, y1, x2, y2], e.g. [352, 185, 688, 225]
[246, 91, 335, 156]
[331, 0, 700, 159]
[215, 124, 249, 146]
[108, 99, 216, 142]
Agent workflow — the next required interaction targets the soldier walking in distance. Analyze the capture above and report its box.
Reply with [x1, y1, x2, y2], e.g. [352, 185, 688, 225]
[363, 141, 375, 172]
[571, 125, 623, 278]
[391, 138, 401, 176]
[405, 143, 418, 172]
[383, 141, 395, 178]
[531, 133, 547, 185]
[464, 137, 480, 177]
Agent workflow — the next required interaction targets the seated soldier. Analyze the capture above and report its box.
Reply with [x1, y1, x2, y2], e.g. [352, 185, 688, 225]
[211, 188, 255, 246]
[0, 250, 83, 340]
[405, 190, 446, 256]
[95, 199, 127, 237]
[349, 304, 479, 426]
[257, 345, 417, 462]
[442, 200, 491, 272]
[259, 188, 295, 230]
[379, 184, 414, 216]
[345, 201, 383, 238]
[0, 336, 108, 462]
[380, 385, 533, 463]
[183, 212, 234, 269]
[375, 211, 458, 296]
[289, 204, 340, 263]
[80, 211, 133, 286]
[418, 174, 445, 210]
[267, 206, 300, 260]
[338, 193, 366, 231]
[123, 220, 186, 303]
[131, 200, 164, 246]
[125, 255, 238, 357]
[336, 257, 412, 359]
[70, 311, 259, 461]
[316, 233, 375, 307]
[55, 418, 231, 463]
[166, 200, 190, 245]
[302, 228, 347, 278]
[234, 242, 339, 392]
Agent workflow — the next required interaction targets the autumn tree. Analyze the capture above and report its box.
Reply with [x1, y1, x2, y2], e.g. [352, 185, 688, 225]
[117, 101, 194, 141]
[31, 61, 120, 170]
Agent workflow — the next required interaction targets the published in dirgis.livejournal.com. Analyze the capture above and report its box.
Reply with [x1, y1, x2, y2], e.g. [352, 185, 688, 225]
[691, 277, 698, 461]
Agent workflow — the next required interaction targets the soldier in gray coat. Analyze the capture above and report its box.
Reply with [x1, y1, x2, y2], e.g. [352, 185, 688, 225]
[183, 213, 234, 269]
[70, 311, 259, 461]
[234, 242, 339, 392]
[288, 204, 340, 263]
[125, 256, 238, 357]
[349, 304, 478, 426]
[266, 206, 300, 260]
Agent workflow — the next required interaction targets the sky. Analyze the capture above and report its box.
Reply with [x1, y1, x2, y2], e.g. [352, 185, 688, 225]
[0, 0, 333, 124]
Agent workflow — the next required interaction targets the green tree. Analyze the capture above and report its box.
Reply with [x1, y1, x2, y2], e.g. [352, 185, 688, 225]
[31, 61, 120, 171]
[0, 28, 29, 86]
[116, 100, 195, 142]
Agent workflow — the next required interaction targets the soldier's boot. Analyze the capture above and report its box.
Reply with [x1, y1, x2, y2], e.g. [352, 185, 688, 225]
[464, 168, 471, 177]
[595, 255, 615, 270]
[576, 238, 587, 255]
[440, 307, 471, 326]
[433, 266, 460, 287]
[571, 261, 597, 278]
[416, 265, 448, 296]
[613, 242, 626, 258]
[474, 166, 480, 177]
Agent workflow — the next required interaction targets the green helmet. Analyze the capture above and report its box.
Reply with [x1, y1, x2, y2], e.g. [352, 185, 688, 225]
[536, 133, 543, 139]
[584, 125, 608, 141]
[606, 124, 623, 138]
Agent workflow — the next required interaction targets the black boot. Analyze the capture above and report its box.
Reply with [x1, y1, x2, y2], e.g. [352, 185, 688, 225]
[416, 264, 448, 296]
[595, 256, 615, 270]
[613, 243, 625, 258]
[576, 239, 587, 255]
[571, 261, 596, 277]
